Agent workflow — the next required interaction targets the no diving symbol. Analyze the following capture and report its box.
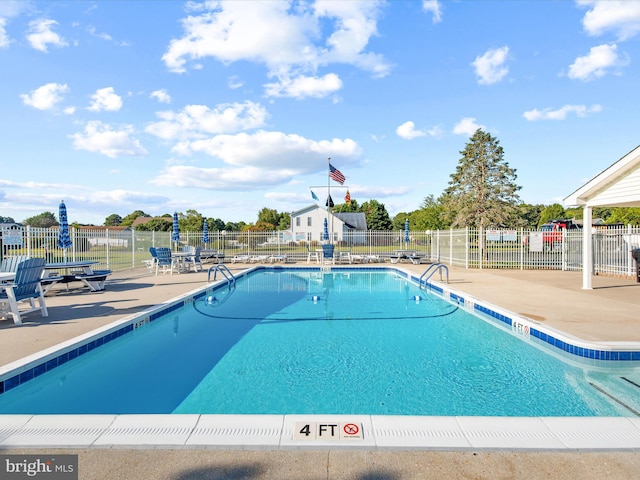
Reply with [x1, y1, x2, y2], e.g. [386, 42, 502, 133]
[343, 423, 359, 435]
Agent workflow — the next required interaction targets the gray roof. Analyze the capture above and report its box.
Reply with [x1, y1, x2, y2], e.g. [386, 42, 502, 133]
[334, 212, 367, 230]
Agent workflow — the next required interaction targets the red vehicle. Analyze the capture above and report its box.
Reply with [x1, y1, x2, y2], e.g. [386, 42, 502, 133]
[523, 219, 580, 250]
[540, 219, 580, 249]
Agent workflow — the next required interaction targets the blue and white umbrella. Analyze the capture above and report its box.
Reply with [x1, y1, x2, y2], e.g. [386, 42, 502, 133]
[58, 200, 72, 260]
[404, 218, 410, 247]
[202, 219, 209, 245]
[172, 212, 180, 247]
[323, 217, 329, 241]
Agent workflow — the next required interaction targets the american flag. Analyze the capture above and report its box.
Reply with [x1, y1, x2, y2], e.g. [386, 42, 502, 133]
[329, 163, 345, 184]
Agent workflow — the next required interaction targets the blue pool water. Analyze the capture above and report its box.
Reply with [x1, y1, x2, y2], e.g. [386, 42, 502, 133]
[0, 269, 638, 416]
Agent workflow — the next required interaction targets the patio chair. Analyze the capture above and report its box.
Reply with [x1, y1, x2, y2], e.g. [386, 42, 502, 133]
[306, 245, 320, 264]
[145, 247, 158, 272]
[0, 258, 48, 325]
[1, 255, 30, 273]
[185, 246, 203, 272]
[154, 247, 177, 275]
[321, 244, 335, 265]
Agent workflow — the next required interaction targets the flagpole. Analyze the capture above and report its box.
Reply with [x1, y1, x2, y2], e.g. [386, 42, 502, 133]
[327, 157, 331, 244]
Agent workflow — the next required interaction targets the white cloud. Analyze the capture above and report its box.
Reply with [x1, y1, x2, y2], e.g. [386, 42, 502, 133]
[422, 0, 443, 23]
[87, 25, 112, 41]
[146, 101, 268, 141]
[151, 165, 295, 190]
[227, 76, 243, 89]
[453, 118, 485, 136]
[150, 89, 171, 104]
[396, 121, 426, 140]
[472, 46, 509, 85]
[26, 19, 68, 52]
[70, 121, 148, 158]
[151, 130, 361, 191]
[88, 87, 123, 112]
[0, 0, 31, 18]
[20, 82, 69, 110]
[172, 130, 361, 169]
[264, 73, 342, 99]
[523, 104, 602, 121]
[0, 18, 9, 48]
[567, 43, 629, 81]
[578, 0, 640, 40]
[0, 0, 31, 47]
[161, 0, 390, 97]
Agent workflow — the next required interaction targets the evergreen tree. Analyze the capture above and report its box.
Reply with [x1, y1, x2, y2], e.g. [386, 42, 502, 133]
[361, 199, 393, 230]
[444, 129, 521, 228]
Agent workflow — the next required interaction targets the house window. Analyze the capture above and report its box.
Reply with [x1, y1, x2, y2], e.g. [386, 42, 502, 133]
[307, 217, 312, 227]
[296, 217, 300, 227]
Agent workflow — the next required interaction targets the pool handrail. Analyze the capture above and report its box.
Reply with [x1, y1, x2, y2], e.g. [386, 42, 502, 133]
[207, 264, 236, 285]
[420, 263, 449, 285]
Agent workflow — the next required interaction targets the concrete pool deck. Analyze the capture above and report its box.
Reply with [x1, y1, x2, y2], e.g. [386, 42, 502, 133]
[1, 263, 639, 478]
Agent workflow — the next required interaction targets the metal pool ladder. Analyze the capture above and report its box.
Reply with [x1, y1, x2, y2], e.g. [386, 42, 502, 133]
[207, 264, 236, 286]
[419, 263, 449, 286]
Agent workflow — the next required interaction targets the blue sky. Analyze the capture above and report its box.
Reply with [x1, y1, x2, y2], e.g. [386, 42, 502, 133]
[2, 0, 640, 225]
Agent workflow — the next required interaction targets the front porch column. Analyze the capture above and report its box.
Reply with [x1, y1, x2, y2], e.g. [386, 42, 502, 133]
[582, 206, 593, 290]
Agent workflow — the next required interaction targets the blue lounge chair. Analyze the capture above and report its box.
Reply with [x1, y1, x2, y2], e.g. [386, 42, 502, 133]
[0, 258, 48, 325]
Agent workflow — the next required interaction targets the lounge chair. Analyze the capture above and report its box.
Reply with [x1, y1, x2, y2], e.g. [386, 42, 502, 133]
[230, 254, 250, 263]
[0, 258, 48, 325]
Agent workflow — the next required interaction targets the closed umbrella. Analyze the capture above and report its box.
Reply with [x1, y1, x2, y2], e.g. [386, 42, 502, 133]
[323, 217, 329, 242]
[58, 200, 72, 261]
[172, 212, 180, 249]
[404, 218, 410, 249]
[202, 219, 209, 246]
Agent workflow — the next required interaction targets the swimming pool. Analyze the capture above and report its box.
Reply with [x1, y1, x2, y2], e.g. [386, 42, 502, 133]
[1, 267, 639, 418]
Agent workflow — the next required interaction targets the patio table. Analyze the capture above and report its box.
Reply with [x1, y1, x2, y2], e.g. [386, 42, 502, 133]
[44, 261, 111, 293]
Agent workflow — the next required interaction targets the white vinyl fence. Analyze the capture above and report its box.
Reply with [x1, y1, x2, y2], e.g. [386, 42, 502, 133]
[1, 225, 639, 278]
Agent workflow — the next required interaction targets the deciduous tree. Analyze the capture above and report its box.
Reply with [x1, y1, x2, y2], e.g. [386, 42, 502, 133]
[23, 211, 58, 228]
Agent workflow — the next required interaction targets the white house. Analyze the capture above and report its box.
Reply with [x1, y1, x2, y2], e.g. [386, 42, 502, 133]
[290, 205, 367, 244]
